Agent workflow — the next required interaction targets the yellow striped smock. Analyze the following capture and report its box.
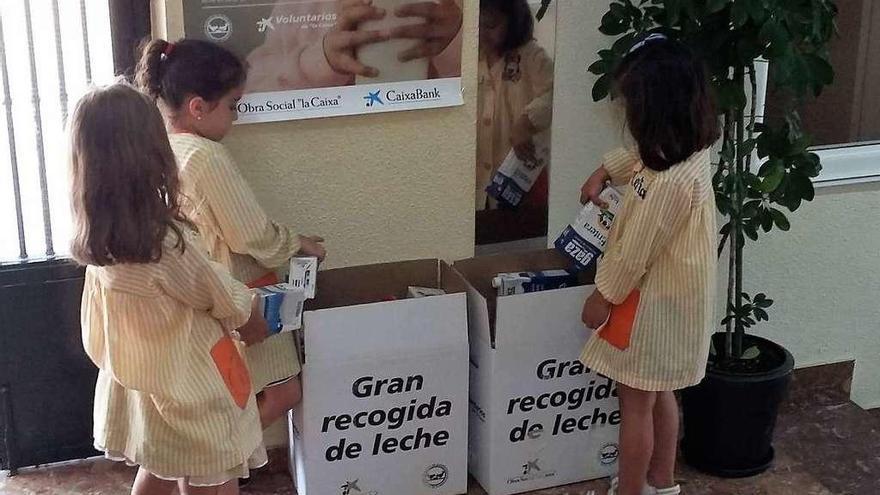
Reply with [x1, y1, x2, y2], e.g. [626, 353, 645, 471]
[170, 133, 301, 392]
[82, 230, 266, 485]
[580, 148, 717, 391]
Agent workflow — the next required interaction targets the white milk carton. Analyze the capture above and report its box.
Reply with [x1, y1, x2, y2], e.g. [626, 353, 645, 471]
[554, 187, 623, 270]
[254, 283, 306, 333]
[408, 286, 448, 298]
[491, 270, 580, 297]
[290, 260, 469, 495]
[454, 250, 620, 495]
[486, 139, 550, 207]
[289, 256, 318, 300]
[485, 144, 550, 208]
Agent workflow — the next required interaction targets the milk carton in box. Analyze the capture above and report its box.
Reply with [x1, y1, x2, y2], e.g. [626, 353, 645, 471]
[254, 283, 306, 333]
[485, 144, 549, 208]
[554, 187, 623, 270]
[491, 270, 580, 297]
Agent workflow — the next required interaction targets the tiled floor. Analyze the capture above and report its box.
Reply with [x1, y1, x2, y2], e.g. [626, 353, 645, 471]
[2, 363, 878, 495]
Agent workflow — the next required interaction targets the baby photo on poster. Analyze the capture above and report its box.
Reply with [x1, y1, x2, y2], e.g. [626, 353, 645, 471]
[182, 0, 464, 123]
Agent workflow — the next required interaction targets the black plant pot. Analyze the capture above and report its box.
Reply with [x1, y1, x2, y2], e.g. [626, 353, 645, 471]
[680, 333, 795, 478]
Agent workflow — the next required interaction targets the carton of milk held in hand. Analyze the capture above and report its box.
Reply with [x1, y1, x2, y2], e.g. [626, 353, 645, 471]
[255, 283, 305, 334]
[485, 145, 549, 208]
[555, 186, 623, 271]
[289, 256, 317, 299]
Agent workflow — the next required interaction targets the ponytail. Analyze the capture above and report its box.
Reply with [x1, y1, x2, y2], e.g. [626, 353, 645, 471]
[134, 38, 246, 111]
[135, 38, 171, 102]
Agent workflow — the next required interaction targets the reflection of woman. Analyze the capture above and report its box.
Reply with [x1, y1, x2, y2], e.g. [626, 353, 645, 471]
[476, 0, 554, 211]
[245, 0, 462, 92]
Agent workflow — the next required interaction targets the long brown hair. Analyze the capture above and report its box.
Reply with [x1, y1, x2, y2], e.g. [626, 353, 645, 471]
[69, 83, 187, 266]
[135, 38, 246, 110]
[613, 36, 720, 171]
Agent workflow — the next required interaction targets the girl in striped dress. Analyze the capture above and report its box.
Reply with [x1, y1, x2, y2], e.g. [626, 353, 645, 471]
[579, 36, 719, 495]
[135, 39, 326, 435]
[70, 84, 266, 494]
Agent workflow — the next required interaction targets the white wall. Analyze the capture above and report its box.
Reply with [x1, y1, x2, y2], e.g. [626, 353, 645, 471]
[549, 0, 880, 408]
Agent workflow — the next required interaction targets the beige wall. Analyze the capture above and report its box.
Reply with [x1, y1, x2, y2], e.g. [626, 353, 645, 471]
[154, 0, 478, 271]
[550, 0, 880, 409]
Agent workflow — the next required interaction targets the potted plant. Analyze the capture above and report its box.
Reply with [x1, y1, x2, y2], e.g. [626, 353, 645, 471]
[579, 0, 837, 477]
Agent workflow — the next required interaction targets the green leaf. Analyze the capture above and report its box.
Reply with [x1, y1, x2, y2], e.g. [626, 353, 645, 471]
[592, 74, 612, 102]
[791, 171, 816, 201]
[760, 20, 789, 58]
[760, 210, 773, 232]
[754, 308, 769, 321]
[771, 208, 790, 231]
[744, 223, 759, 241]
[612, 32, 638, 55]
[588, 58, 614, 75]
[600, 10, 631, 36]
[738, 138, 757, 157]
[706, 0, 729, 14]
[731, 0, 749, 27]
[742, 346, 760, 360]
[758, 158, 782, 178]
[760, 166, 785, 192]
[599, 49, 617, 61]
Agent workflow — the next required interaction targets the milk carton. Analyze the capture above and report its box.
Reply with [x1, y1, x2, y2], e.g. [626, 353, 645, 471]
[554, 187, 623, 270]
[491, 270, 580, 297]
[289, 256, 318, 300]
[254, 283, 306, 333]
[485, 145, 550, 208]
[408, 286, 448, 298]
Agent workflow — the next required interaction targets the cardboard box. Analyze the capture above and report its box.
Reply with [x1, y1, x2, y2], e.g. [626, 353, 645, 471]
[289, 259, 470, 495]
[454, 250, 620, 495]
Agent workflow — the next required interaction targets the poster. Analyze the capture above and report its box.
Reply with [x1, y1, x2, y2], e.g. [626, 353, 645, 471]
[182, 0, 464, 124]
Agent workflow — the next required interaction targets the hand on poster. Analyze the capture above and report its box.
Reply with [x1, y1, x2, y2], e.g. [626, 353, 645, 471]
[580, 166, 611, 208]
[298, 235, 327, 262]
[510, 114, 538, 162]
[325, 0, 391, 77]
[392, 0, 464, 62]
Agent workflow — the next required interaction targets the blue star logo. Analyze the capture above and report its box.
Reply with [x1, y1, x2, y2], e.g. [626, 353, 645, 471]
[364, 90, 383, 107]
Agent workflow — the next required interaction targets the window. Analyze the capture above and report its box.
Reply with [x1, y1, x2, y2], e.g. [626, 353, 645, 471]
[766, 0, 880, 186]
[0, 1, 116, 263]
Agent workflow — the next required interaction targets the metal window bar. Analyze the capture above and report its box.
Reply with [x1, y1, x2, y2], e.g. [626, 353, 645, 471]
[51, 0, 69, 126]
[0, 12, 27, 260]
[80, 0, 92, 84]
[23, 0, 54, 258]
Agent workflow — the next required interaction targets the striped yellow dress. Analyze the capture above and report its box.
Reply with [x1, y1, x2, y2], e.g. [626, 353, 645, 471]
[82, 230, 266, 485]
[170, 133, 301, 392]
[580, 148, 717, 391]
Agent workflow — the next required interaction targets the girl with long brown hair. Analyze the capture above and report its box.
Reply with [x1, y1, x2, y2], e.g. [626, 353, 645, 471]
[71, 83, 266, 495]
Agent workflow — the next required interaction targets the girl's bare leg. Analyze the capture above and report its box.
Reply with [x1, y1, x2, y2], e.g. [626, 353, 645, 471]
[131, 468, 176, 495]
[616, 384, 656, 495]
[647, 390, 678, 489]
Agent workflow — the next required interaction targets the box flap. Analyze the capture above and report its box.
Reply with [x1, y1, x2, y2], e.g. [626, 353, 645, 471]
[453, 249, 595, 346]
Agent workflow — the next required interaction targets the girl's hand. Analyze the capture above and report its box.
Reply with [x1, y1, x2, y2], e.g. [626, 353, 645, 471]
[580, 166, 612, 207]
[324, 0, 390, 77]
[392, 0, 463, 62]
[237, 297, 270, 346]
[298, 235, 327, 262]
[582, 290, 612, 329]
[511, 114, 537, 162]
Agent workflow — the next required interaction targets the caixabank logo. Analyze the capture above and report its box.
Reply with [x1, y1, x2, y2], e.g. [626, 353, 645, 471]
[365, 87, 442, 108]
[339, 478, 379, 495]
[506, 457, 556, 485]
